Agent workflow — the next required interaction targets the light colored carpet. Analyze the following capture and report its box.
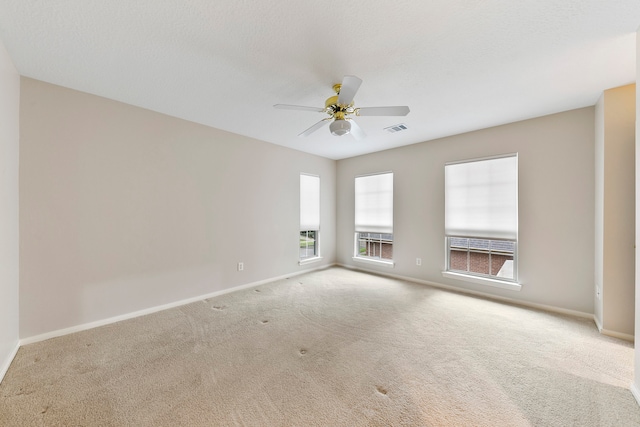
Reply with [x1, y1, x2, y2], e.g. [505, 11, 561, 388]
[1, 267, 639, 426]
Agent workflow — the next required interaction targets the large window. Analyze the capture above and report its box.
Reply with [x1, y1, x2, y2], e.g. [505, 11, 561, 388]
[445, 155, 518, 283]
[300, 174, 320, 262]
[354, 172, 393, 264]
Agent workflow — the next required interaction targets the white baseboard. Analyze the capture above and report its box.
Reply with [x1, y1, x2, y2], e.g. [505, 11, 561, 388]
[593, 313, 634, 342]
[631, 383, 640, 407]
[21, 264, 331, 346]
[337, 263, 595, 321]
[17, 262, 631, 347]
[599, 328, 634, 342]
[0, 341, 20, 384]
[593, 314, 603, 332]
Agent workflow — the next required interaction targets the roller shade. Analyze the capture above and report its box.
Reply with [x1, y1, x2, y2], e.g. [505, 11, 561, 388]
[355, 172, 393, 234]
[445, 155, 518, 240]
[300, 174, 320, 231]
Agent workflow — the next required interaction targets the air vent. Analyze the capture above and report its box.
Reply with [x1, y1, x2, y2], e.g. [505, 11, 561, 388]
[384, 123, 408, 133]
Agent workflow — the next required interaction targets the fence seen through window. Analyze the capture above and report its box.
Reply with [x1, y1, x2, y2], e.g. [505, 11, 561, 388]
[448, 237, 515, 280]
[357, 232, 393, 261]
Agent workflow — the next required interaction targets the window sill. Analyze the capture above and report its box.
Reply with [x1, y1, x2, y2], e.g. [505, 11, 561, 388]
[299, 256, 323, 266]
[352, 257, 395, 268]
[441, 271, 521, 291]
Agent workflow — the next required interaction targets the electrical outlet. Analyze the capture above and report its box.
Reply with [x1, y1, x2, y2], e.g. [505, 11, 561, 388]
[416, 258, 422, 266]
[238, 262, 244, 271]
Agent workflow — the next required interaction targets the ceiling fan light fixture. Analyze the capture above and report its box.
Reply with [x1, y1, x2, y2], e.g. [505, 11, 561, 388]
[275, 75, 409, 139]
[330, 119, 351, 136]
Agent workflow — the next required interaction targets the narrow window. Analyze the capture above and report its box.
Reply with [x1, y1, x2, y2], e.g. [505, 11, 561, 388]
[354, 172, 393, 264]
[445, 155, 518, 282]
[300, 174, 320, 261]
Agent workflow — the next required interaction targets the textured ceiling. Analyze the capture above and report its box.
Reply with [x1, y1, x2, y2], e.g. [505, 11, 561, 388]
[0, 1, 639, 159]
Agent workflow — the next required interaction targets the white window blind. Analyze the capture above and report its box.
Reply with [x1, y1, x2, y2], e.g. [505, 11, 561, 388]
[445, 155, 518, 240]
[355, 172, 393, 234]
[300, 174, 320, 231]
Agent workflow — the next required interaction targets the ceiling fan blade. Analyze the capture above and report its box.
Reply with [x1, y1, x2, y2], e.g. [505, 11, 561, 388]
[274, 104, 326, 113]
[356, 106, 410, 116]
[298, 118, 331, 137]
[337, 75, 362, 106]
[348, 119, 366, 140]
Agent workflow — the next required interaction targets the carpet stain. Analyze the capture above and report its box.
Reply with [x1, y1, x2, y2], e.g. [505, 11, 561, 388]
[261, 320, 269, 324]
[212, 305, 227, 311]
[15, 388, 35, 396]
[74, 364, 96, 375]
[299, 349, 307, 355]
[254, 289, 261, 293]
[376, 386, 388, 396]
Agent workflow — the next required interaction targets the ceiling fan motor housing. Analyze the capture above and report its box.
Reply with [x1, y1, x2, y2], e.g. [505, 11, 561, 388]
[274, 75, 409, 139]
[325, 95, 340, 110]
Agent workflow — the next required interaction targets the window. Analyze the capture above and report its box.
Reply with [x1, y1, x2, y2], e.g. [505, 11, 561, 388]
[300, 230, 317, 260]
[354, 172, 393, 264]
[445, 155, 518, 283]
[300, 174, 320, 262]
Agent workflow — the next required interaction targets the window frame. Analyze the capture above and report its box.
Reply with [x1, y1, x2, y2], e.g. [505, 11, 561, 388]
[299, 173, 321, 265]
[299, 229, 319, 263]
[353, 172, 395, 267]
[443, 154, 519, 288]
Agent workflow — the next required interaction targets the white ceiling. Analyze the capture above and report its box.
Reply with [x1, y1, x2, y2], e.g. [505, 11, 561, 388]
[1, 1, 639, 160]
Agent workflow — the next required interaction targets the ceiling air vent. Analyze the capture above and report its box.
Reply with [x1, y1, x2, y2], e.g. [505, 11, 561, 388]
[384, 123, 408, 133]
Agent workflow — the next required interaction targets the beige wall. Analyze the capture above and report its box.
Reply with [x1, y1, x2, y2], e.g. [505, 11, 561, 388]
[595, 84, 636, 338]
[19, 78, 336, 338]
[337, 107, 595, 313]
[0, 40, 20, 380]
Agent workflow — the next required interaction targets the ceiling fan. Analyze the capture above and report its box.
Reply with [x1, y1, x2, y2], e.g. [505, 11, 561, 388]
[274, 75, 410, 140]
